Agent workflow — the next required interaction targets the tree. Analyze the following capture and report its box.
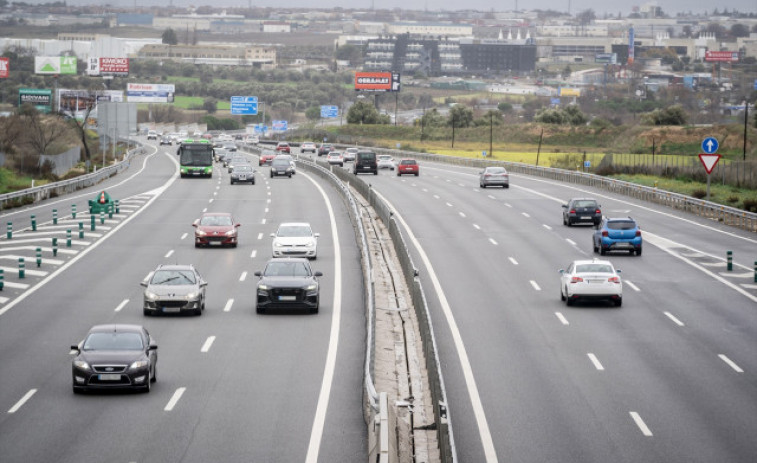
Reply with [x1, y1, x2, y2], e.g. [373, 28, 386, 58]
[334, 44, 362, 65]
[640, 104, 687, 125]
[447, 104, 474, 128]
[497, 102, 513, 113]
[202, 98, 218, 114]
[347, 100, 386, 124]
[20, 105, 69, 155]
[162, 28, 178, 45]
[305, 106, 321, 121]
[730, 23, 750, 38]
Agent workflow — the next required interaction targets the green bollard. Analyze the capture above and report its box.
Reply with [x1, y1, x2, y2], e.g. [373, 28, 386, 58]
[78, 222, 84, 239]
[52, 238, 58, 256]
[72, 204, 77, 219]
[53, 209, 58, 225]
[727, 251, 733, 271]
[115, 199, 120, 214]
[108, 203, 113, 219]
[100, 210, 105, 225]
[31, 214, 37, 231]
[66, 229, 72, 247]
[0, 268, 3, 291]
[6, 222, 11, 239]
[36, 247, 41, 267]
[18, 257, 25, 279]
[90, 214, 96, 231]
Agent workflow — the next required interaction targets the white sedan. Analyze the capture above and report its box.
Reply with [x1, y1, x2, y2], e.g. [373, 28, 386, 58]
[559, 259, 622, 307]
[377, 154, 395, 170]
[271, 222, 319, 260]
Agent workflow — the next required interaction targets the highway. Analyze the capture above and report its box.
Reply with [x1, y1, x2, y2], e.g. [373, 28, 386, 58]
[352, 159, 757, 462]
[0, 143, 367, 462]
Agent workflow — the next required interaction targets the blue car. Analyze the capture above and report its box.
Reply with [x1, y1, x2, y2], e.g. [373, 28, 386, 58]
[593, 217, 642, 256]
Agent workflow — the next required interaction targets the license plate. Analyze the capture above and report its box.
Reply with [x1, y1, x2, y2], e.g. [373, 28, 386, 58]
[239, 176, 246, 180]
[581, 216, 591, 219]
[98, 374, 120, 381]
[210, 241, 221, 246]
[162, 306, 180, 312]
[193, 171, 201, 176]
[279, 295, 296, 301]
[588, 279, 604, 284]
[363, 166, 371, 169]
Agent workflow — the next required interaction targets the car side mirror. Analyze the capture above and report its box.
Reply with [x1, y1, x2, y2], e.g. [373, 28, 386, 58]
[616, 269, 622, 273]
[192, 222, 198, 227]
[140, 281, 148, 287]
[235, 223, 241, 228]
[270, 233, 275, 238]
[254, 271, 262, 277]
[314, 271, 323, 277]
[558, 269, 565, 274]
[70, 344, 80, 351]
[314, 233, 320, 238]
[561, 204, 567, 208]
[200, 281, 208, 287]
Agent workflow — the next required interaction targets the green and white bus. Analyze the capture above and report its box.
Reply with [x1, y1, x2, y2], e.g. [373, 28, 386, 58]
[178, 139, 214, 177]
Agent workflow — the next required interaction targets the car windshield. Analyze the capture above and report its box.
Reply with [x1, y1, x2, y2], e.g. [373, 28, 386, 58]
[400, 159, 416, 165]
[278, 225, 312, 237]
[378, 155, 392, 161]
[358, 152, 375, 159]
[264, 261, 311, 277]
[83, 332, 143, 351]
[234, 165, 252, 172]
[151, 269, 197, 285]
[486, 167, 506, 174]
[272, 159, 290, 167]
[574, 200, 597, 208]
[576, 264, 614, 273]
[200, 215, 232, 226]
[607, 221, 636, 230]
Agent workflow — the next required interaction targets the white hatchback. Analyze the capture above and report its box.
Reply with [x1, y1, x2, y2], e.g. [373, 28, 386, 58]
[271, 222, 319, 259]
[559, 259, 622, 307]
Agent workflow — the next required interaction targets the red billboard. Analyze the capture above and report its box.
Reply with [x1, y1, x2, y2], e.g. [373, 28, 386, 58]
[0, 57, 8, 78]
[705, 51, 739, 63]
[87, 57, 129, 76]
[354, 71, 401, 92]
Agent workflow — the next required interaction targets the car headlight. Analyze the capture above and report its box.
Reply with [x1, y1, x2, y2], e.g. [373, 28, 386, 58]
[273, 241, 283, 248]
[144, 290, 158, 301]
[305, 283, 318, 291]
[195, 229, 207, 237]
[130, 360, 148, 370]
[258, 284, 270, 291]
[73, 360, 90, 370]
[225, 230, 236, 237]
[307, 240, 316, 247]
[186, 292, 199, 300]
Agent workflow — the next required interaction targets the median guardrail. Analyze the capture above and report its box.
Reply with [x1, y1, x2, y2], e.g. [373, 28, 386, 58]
[0, 142, 146, 212]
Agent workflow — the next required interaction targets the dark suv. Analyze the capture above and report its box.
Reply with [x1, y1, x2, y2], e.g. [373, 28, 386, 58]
[354, 151, 377, 175]
[562, 198, 602, 226]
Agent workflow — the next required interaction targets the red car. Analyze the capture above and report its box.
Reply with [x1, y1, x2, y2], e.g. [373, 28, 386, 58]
[276, 142, 291, 153]
[397, 159, 419, 176]
[259, 151, 276, 166]
[193, 212, 240, 248]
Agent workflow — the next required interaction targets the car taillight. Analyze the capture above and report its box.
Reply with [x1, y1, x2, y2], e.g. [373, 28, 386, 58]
[484, 174, 491, 177]
[635, 230, 641, 237]
[595, 209, 601, 214]
[608, 276, 620, 284]
[602, 231, 608, 237]
[569, 209, 576, 214]
[570, 276, 583, 283]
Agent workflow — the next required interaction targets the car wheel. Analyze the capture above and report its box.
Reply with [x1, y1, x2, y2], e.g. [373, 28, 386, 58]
[600, 247, 606, 256]
[504, 184, 509, 188]
[144, 308, 150, 316]
[251, 179, 256, 185]
[230, 180, 234, 185]
[256, 306, 265, 314]
[566, 218, 572, 227]
[310, 306, 319, 314]
[592, 240, 598, 253]
[566, 296, 574, 306]
[151, 363, 157, 383]
[288, 173, 292, 178]
[194, 242, 200, 248]
[560, 288, 566, 301]
[232, 243, 238, 248]
[73, 386, 82, 394]
[415, 173, 419, 176]
[636, 248, 642, 256]
[614, 298, 623, 307]
[374, 171, 378, 175]
[480, 183, 485, 188]
[270, 172, 273, 178]
[563, 215, 567, 226]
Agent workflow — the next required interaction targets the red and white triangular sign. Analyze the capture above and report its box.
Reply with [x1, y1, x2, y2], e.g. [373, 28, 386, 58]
[698, 153, 721, 174]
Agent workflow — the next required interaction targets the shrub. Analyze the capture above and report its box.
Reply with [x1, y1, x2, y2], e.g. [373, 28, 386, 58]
[743, 198, 757, 213]
[691, 189, 707, 199]
[726, 195, 739, 204]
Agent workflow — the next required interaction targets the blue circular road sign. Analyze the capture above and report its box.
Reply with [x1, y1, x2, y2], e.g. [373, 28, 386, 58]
[701, 137, 719, 154]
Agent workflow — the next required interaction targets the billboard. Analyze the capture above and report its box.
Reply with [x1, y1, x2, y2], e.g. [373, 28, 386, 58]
[127, 83, 175, 103]
[19, 88, 52, 113]
[58, 89, 98, 120]
[559, 87, 581, 97]
[704, 51, 739, 63]
[355, 71, 401, 92]
[627, 27, 635, 65]
[0, 57, 8, 78]
[595, 53, 617, 64]
[35, 56, 77, 75]
[272, 120, 288, 131]
[87, 57, 129, 77]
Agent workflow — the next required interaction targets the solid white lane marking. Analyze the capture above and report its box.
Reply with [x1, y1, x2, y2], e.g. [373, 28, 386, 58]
[664, 312, 685, 326]
[239, 271, 247, 282]
[459, 212, 466, 218]
[530, 280, 541, 291]
[508, 257, 518, 265]
[257, 233, 263, 240]
[543, 224, 552, 230]
[261, 218, 266, 224]
[719, 354, 744, 373]
[164, 387, 186, 411]
[250, 249, 257, 259]
[371, 189, 498, 462]
[223, 299, 234, 312]
[164, 249, 174, 258]
[114, 299, 129, 312]
[489, 238, 498, 246]
[180, 233, 188, 240]
[446, 202, 453, 207]
[473, 224, 481, 230]
[303, 171, 343, 463]
[8, 389, 37, 414]
[625, 280, 640, 292]
[718, 271, 754, 279]
[200, 336, 216, 353]
[522, 212, 530, 218]
[555, 312, 570, 325]
[587, 353, 605, 371]
[630, 412, 653, 436]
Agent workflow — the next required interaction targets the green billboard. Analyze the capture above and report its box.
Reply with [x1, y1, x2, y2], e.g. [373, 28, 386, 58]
[18, 88, 53, 113]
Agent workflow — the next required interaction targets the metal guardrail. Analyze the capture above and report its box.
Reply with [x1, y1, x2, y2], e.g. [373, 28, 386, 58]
[0, 142, 146, 213]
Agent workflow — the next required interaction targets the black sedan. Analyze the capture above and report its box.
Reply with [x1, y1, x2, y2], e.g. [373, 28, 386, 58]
[71, 324, 158, 393]
[255, 258, 322, 314]
[562, 198, 602, 226]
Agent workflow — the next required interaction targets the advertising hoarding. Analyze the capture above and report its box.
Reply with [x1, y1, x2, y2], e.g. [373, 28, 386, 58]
[127, 83, 175, 103]
[704, 51, 739, 62]
[58, 89, 98, 120]
[0, 57, 8, 78]
[35, 56, 77, 74]
[354, 71, 401, 92]
[272, 120, 288, 131]
[87, 57, 130, 77]
[559, 87, 581, 97]
[628, 27, 635, 65]
[18, 88, 52, 113]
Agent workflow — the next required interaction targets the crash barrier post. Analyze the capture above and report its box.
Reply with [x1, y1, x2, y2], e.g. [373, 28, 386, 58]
[66, 229, 71, 247]
[100, 210, 105, 225]
[108, 203, 113, 219]
[0, 269, 4, 290]
[18, 257, 25, 279]
[115, 200, 120, 214]
[72, 204, 76, 219]
[90, 215, 96, 231]
[6, 222, 11, 239]
[78, 222, 84, 239]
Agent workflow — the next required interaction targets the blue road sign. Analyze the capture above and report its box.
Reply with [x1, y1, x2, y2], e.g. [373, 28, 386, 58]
[230, 96, 258, 115]
[320, 105, 338, 118]
[272, 120, 288, 131]
[584, 160, 591, 168]
[754, 79, 757, 90]
[701, 137, 719, 154]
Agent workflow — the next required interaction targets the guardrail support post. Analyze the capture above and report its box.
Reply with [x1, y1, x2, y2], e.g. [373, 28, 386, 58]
[53, 209, 58, 225]
[18, 257, 25, 279]
[72, 204, 76, 219]
[0, 269, 4, 290]
[66, 229, 71, 247]
[727, 251, 733, 271]
[78, 222, 84, 239]
[36, 247, 41, 267]
[6, 222, 11, 239]
[90, 215, 96, 231]
[115, 200, 120, 214]
[31, 214, 36, 231]
[52, 238, 58, 256]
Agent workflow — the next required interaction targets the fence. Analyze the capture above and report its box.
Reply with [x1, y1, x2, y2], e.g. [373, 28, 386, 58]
[39, 146, 82, 177]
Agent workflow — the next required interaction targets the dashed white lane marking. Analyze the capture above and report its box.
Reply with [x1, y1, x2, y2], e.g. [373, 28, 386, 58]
[164, 250, 174, 258]
[459, 212, 466, 218]
[555, 312, 570, 325]
[718, 271, 754, 279]
[250, 250, 257, 259]
[587, 353, 605, 371]
[239, 271, 247, 282]
[742, 284, 757, 290]
[164, 387, 186, 411]
[267, 191, 271, 196]
[508, 257, 518, 265]
[422, 188, 428, 192]
[202, 208, 207, 213]
[265, 208, 269, 213]
[180, 233, 188, 240]
[625, 280, 640, 292]
[213, 191, 217, 196]
[719, 354, 744, 373]
[566, 239, 577, 246]
[433, 195, 440, 199]
[257, 233, 263, 240]
[114, 299, 129, 312]
[630, 412, 653, 436]
[543, 224, 552, 230]
[664, 312, 685, 326]
[208, 199, 213, 203]
[223, 299, 234, 312]
[267, 198, 271, 203]
[201, 336, 216, 353]
[530, 280, 541, 291]
[504, 203, 512, 208]
[522, 212, 530, 218]
[700, 261, 726, 267]
[446, 202, 453, 207]
[473, 224, 481, 230]
[489, 238, 498, 246]
[8, 389, 36, 414]
[488, 195, 496, 200]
